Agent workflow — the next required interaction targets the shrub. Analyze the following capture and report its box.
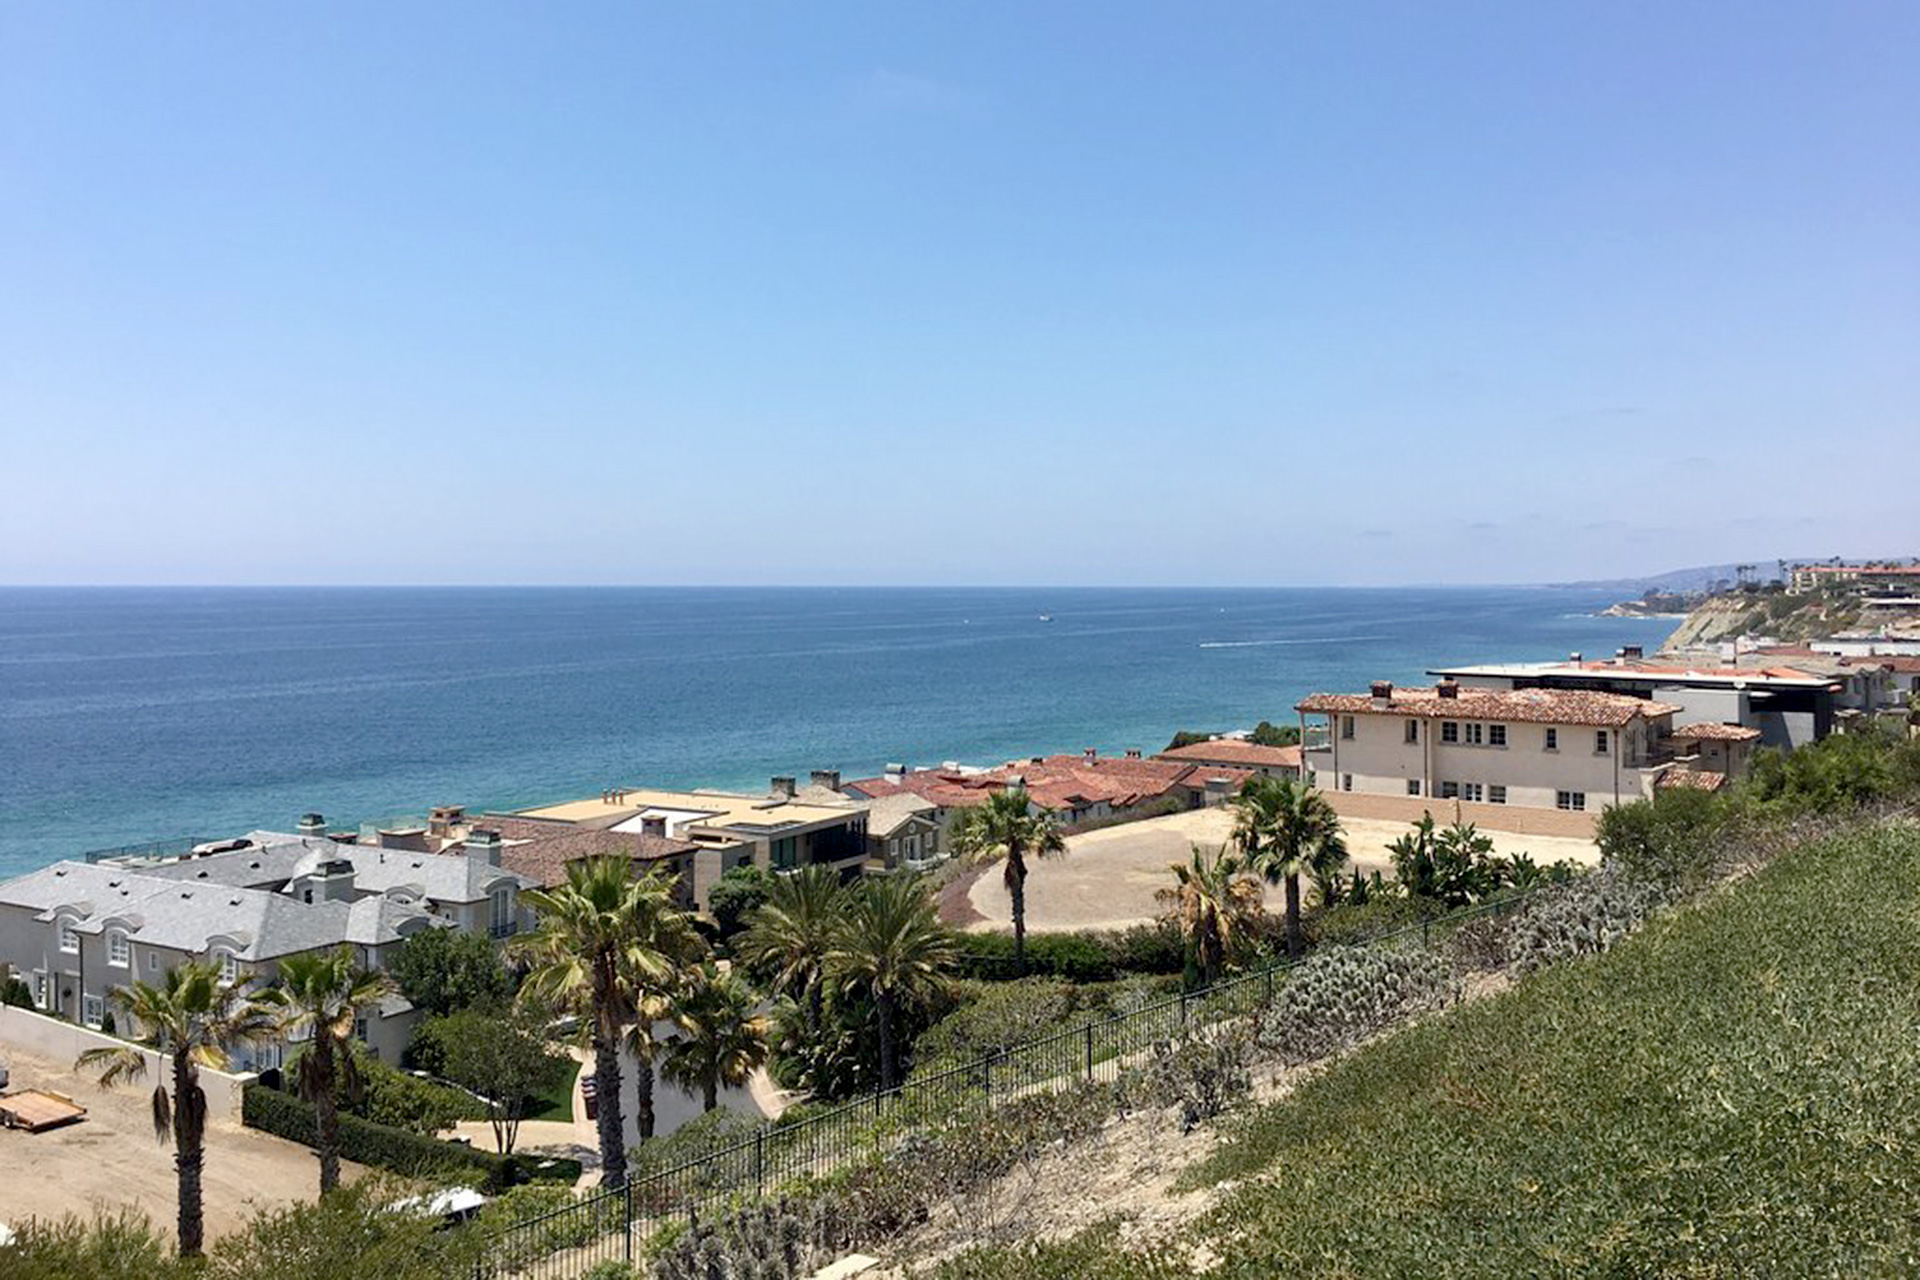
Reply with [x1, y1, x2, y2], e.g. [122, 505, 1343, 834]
[1257, 946, 1458, 1065]
[1596, 786, 1732, 889]
[0, 973, 33, 1009]
[950, 922, 1184, 981]
[707, 866, 777, 940]
[1307, 893, 1440, 948]
[388, 929, 516, 1017]
[349, 1045, 476, 1134]
[1505, 865, 1666, 975]
[914, 980, 1074, 1069]
[1132, 1030, 1254, 1131]
[242, 1082, 576, 1192]
[648, 1197, 834, 1280]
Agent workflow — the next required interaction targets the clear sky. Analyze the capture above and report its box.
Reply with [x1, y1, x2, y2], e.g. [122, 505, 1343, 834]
[3, 4, 1915, 587]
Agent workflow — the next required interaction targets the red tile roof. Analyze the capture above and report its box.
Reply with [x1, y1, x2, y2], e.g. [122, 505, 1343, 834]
[1844, 654, 1920, 674]
[483, 817, 699, 889]
[1155, 740, 1303, 769]
[1655, 769, 1728, 791]
[1297, 686, 1680, 728]
[847, 751, 1240, 815]
[1672, 722, 1763, 742]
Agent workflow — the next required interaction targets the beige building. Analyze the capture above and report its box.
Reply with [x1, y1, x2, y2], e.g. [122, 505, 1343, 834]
[1297, 680, 1697, 814]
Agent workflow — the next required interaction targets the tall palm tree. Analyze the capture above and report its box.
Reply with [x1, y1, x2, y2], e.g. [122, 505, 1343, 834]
[1157, 844, 1265, 987]
[619, 895, 702, 1147]
[661, 963, 771, 1112]
[736, 865, 844, 1040]
[1232, 774, 1348, 958]
[260, 947, 396, 1194]
[827, 876, 955, 1091]
[951, 788, 1065, 976]
[514, 858, 688, 1188]
[77, 960, 275, 1257]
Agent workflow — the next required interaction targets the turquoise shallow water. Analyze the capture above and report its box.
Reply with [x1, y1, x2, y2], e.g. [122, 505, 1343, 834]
[0, 586, 1672, 877]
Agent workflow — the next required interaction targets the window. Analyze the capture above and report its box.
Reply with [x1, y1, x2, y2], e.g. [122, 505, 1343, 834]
[1341, 774, 1353, 792]
[1556, 791, 1587, 812]
[1341, 716, 1355, 740]
[212, 949, 240, 985]
[1462, 782, 1484, 803]
[770, 836, 798, 870]
[354, 1016, 369, 1042]
[1488, 785, 1507, 805]
[1406, 779, 1422, 796]
[1405, 720, 1419, 743]
[1544, 728, 1558, 751]
[59, 924, 80, 954]
[1465, 722, 1484, 746]
[82, 994, 104, 1028]
[1441, 721, 1459, 743]
[107, 930, 130, 968]
[1595, 730, 1610, 754]
[1489, 724, 1507, 747]
[1439, 781, 1460, 800]
[31, 971, 48, 1009]
[489, 886, 517, 939]
[148, 953, 162, 972]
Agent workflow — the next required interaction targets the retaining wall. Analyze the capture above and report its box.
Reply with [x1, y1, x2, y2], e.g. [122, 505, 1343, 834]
[0, 1004, 254, 1123]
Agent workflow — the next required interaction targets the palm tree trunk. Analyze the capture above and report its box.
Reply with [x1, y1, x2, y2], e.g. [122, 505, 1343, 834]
[634, 1049, 656, 1145]
[174, 1056, 205, 1258]
[703, 1077, 718, 1112]
[876, 989, 897, 1092]
[1285, 871, 1302, 959]
[315, 1037, 341, 1193]
[1008, 855, 1028, 977]
[591, 958, 627, 1188]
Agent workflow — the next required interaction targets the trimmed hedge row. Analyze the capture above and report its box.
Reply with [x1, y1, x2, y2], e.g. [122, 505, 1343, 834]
[951, 923, 1185, 982]
[242, 1083, 579, 1192]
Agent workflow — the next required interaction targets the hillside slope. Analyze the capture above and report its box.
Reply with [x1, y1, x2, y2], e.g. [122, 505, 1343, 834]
[935, 819, 1920, 1278]
[1659, 589, 1867, 651]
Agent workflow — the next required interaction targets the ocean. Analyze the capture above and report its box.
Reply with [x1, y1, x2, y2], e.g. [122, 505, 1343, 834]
[0, 586, 1673, 879]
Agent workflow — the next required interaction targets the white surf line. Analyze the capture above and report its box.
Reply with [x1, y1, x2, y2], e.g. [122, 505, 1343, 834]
[1198, 635, 1390, 648]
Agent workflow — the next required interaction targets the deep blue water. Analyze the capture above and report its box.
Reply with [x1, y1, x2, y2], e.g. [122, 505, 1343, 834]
[0, 586, 1673, 878]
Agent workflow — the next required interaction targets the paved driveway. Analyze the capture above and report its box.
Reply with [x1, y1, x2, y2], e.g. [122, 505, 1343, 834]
[966, 804, 1599, 934]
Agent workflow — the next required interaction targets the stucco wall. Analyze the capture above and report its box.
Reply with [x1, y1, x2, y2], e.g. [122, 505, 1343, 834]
[0, 1004, 254, 1123]
[1320, 789, 1600, 839]
[1308, 712, 1645, 811]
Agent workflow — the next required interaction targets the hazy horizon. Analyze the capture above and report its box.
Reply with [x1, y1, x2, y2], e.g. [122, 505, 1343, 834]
[5, 4, 1915, 587]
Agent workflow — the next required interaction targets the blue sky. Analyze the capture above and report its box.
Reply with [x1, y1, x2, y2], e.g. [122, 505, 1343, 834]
[3, 3, 1915, 586]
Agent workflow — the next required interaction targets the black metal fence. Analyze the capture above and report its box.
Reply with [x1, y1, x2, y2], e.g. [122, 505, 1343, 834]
[478, 891, 1534, 1278]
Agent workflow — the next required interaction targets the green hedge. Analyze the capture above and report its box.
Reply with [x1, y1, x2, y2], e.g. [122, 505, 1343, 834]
[952, 923, 1184, 981]
[242, 1084, 579, 1193]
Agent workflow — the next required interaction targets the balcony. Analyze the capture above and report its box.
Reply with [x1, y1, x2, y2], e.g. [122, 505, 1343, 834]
[488, 921, 520, 940]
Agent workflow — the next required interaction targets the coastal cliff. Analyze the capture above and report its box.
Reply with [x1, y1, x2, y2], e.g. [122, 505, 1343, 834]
[1657, 589, 1869, 653]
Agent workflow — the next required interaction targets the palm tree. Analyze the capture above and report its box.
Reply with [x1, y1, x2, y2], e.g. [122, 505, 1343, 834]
[1232, 774, 1348, 958]
[951, 788, 1065, 976]
[827, 876, 955, 1091]
[618, 896, 702, 1147]
[736, 865, 844, 1041]
[661, 963, 771, 1112]
[77, 960, 275, 1257]
[259, 948, 396, 1194]
[1157, 844, 1265, 987]
[514, 858, 689, 1188]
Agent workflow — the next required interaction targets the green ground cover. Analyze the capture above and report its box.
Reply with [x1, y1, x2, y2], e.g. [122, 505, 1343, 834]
[935, 819, 1920, 1278]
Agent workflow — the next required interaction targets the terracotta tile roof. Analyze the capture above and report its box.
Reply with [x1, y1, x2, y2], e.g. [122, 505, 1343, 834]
[1845, 654, 1920, 673]
[483, 817, 699, 889]
[1296, 686, 1680, 728]
[1672, 722, 1763, 742]
[1655, 769, 1728, 791]
[1155, 740, 1303, 769]
[848, 751, 1237, 815]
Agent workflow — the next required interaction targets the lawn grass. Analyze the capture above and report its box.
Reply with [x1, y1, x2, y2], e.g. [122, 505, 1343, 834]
[522, 1059, 577, 1123]
[934, 820, 1920, 1278]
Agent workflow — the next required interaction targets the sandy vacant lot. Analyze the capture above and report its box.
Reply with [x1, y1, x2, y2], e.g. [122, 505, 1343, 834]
[967, 804, 1599, 933]
[0, 1044, 350, 1241]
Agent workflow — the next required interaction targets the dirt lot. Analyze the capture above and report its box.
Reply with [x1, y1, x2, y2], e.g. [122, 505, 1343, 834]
[0, 1044, 351, 1240]
[966, 804, 1599, 933]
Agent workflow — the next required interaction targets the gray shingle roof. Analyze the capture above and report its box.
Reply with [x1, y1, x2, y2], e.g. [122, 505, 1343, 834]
[131, 832, 535, 904]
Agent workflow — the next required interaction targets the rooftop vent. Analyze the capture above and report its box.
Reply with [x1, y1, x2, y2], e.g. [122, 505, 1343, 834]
[1569, 652, 1583, 664]
[884, 763, 907, 777]
[1084, 747, 1098, 761]
[1436, 678, 1461, 700]
[1370, 680, 1395, 705]
[1622, 644, 1644, 660]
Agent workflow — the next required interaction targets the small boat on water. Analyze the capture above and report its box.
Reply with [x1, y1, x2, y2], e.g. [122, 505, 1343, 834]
[1038, 613, 1053, 622]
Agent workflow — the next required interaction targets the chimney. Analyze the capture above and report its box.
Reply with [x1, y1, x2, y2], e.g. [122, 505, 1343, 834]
[464, 829, 502, 866]
[1370, 680, 1394, 707]
[297, 813, 328, 839]
[1125, 748, 1141, 759]
[884, 762, 907, 777]
[1569, 652, 1583, 664]
[1436, 678, 1460, 700]
[771, 776, 797, 799]
[641, 816, 667, 837]
[810, 769, 842, 792]
[311, 858, 356, 902]
[1084, 747, 1098, 762]
[1622, 644, 1644, 660]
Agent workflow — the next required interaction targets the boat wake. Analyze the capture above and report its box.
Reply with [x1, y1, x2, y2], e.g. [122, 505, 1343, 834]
[1199, 635, 1389, 649]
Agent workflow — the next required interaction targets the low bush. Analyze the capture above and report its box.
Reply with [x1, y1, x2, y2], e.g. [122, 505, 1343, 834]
[1130, 1029, 1254, 1131]
[648, 1197, 834, 1280]
[1505, 865, 1666, 975]
[349, 1045, 477, 1134]
[950, 922, 1184, 981]
[1256, 945, 1458, 1065]
[242, 1083, 577, 1193]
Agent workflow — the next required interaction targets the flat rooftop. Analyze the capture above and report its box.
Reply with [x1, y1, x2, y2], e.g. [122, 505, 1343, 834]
[514, 787, 857, 831]
[1429, 660, 1834, 689]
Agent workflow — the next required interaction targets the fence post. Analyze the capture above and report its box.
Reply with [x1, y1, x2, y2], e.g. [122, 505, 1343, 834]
[1264, 965, 1274, 1005]
[1084, 1024, 1094, 1080]
[1179, 991, 1188, 1037]
[624, 1179, 634, 1264]
[754, 1128, 765, 1194]
[1422, 916, 1431, 948]
[983, 1054, 991, 1106]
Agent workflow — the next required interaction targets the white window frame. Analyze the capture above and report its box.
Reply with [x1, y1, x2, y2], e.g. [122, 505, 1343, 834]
[1595, 730, 1610, 755]
[31, 970, 48, 1009]
[1340, 716, 1355, 740]
[1556, 790, 1587, 812]
[1465, 722, 1484, 746]
[107, 930, 131, 968]
[212, 948, 241, 985]
[1441, 721, 1459, 744]
[1406, 779, 1421, 796]
[1544, 728, 1558, 751]
[490, 885, 515, 932]
[59, 924, 80, 955]
[1462, 782, 1484, 803]
[82, 994, 104, 1029]
[1488, 724, 1507, 748]
[1440, 781, 1460, 800]
[1404, 720, 1419, 743]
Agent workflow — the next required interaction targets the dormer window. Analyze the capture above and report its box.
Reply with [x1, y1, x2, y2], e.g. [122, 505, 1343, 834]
[212, 948, 241, 985]
[59, 924, 80, 954]
[107, 930, 131, 967]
